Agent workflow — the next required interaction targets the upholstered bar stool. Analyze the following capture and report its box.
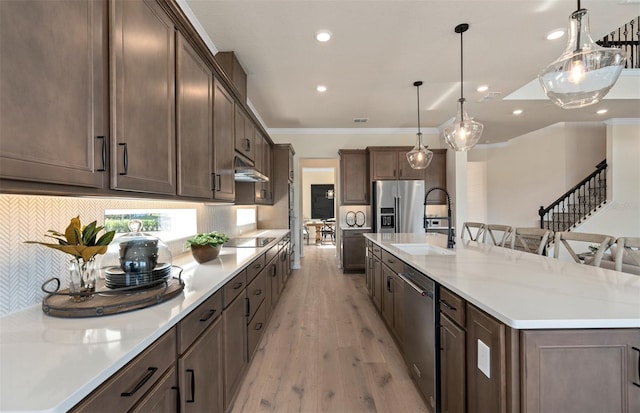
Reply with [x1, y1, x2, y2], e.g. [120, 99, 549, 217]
[461, 222, 486, 241]
[484, 224, 513, 247]
[553, 231, 614, 267]
[510, 227, 552, 255]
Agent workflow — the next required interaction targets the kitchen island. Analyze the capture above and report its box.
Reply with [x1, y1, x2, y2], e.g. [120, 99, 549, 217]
[364, 232, 640, 412]
[0, 230, 290, 413]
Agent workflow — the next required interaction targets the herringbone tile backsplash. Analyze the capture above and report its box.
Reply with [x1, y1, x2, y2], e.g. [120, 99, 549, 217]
[0, 194, 252, 316]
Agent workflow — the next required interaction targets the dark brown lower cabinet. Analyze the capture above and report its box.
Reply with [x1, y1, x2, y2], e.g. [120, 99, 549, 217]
[521, 329, 640, 413]
[342, 230, 369, 273]
[440, 314, 466, 413]
[466, 304, 507, 413]
[371, 254, 383, 312]
[70, 328, 176, 412]
[130, 367, 178, 413]
[178, 317, 223, 413]
[223, 291, 248, 411]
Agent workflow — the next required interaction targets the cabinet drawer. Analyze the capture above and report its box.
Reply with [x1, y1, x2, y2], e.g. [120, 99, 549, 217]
[224, 270, 247, 308]
[381, 250, 403, 274]
[177, 290, 222, 354]
[72, 328, 176, 413]
[247, 268, 266, 321]
[372, 243, 382, 259]
[266, 245, 278, 265]
[439, 287, 466, 327]
[247, 301, 266, 359]
[246, 254, 266, 284]
[129, 366, 177, 413]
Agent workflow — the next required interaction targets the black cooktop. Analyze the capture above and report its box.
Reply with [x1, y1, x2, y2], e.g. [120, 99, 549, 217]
[225, 237, 275, 248]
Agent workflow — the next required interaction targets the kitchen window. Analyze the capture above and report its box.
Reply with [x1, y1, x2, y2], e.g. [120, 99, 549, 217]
[104, 208, 197, 242]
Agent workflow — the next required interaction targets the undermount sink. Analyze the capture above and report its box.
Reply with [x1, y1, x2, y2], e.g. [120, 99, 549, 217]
[391, 243, 455, 256]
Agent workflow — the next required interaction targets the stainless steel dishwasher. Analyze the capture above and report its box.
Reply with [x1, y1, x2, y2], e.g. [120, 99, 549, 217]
[400, 265, 438, 412]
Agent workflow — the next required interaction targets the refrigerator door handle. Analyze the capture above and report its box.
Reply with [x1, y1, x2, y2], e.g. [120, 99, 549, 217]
[395, 196, 401, 233]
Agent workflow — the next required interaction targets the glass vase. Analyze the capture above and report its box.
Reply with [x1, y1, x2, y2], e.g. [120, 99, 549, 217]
[68, 260, 83, 302]
[68, 259, 97, 302]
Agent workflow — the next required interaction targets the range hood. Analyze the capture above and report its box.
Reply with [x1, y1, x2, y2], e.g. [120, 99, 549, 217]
[235, 154, 269, 183]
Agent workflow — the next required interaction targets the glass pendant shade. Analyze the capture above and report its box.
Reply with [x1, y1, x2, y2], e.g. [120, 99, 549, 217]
[407, 132, 433, 169]
[538, 8, 626, 109]
[407, 80, 433, 169]
[442, 99, 484, 151]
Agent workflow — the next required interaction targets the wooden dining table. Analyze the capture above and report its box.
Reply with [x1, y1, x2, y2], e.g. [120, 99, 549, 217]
[305, 221, 335, 245]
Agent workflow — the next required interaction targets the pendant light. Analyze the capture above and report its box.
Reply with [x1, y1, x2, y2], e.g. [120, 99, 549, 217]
[538, 0, 626, 109]
[406, 81, 433, 169]
[442, 23, 484, 152]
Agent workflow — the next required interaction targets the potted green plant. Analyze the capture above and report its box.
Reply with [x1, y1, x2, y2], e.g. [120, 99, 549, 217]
[186, 231, 229, 263]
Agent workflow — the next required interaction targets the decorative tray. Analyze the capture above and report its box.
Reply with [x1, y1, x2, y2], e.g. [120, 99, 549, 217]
[41, 266, 184, 318]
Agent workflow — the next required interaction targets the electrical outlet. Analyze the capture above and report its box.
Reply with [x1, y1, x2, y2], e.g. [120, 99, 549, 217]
[477, 339, 491, 378]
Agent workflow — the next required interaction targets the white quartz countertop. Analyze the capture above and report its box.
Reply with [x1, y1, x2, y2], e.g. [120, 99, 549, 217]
[365, 232, 640, 330]
[0, 230, 289, 413]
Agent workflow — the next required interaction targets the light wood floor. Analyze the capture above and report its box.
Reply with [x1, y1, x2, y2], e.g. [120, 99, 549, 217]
[231, 244, 429, 413]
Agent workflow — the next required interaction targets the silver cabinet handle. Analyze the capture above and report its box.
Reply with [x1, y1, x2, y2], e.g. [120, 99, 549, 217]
[398, 273, 433, 298]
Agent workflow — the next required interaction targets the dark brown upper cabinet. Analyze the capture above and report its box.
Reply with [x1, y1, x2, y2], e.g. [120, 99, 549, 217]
[212, 78, 236, 202]
[0, 0, 108, 188]
[176, 33, 214, 199]
[339, 149, 369, 205]
[110, 0, 176, 195]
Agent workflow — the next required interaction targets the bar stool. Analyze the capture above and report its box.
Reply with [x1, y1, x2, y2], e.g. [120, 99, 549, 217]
[484, 224, 513, 247]
[553, 231, 614, 267]
[461, 222, 485, 241]
[510, 227, 552, 255]
[613, 237, 640, 274]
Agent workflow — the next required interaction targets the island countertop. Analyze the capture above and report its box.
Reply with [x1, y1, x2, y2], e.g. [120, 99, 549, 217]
[364, 232, 640, 330]
[0, 230, 289, 413]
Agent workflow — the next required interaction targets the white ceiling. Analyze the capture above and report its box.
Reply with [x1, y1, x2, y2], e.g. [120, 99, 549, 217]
[182, 0, 640, 143]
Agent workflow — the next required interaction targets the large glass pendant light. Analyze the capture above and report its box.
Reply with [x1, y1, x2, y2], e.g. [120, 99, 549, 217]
[442, 23, 484, 152]
[538, 0, 626, 109]
[406, 81, 433, 169]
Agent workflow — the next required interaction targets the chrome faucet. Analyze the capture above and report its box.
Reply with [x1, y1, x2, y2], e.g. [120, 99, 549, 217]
[424, 187, 455, 249]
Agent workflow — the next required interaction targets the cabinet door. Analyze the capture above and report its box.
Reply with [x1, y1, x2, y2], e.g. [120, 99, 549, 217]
[397, 151, 426, 180]
[268, 259, 280, 307]
[212, 78, 235, 201]
[381, 264, 395, 328]
[288, 148, 294, 183]
[234, 108, 254, 161]
[342, 232, 367, 273]
[424, 150, 447, 204]
[179, 317, 223, 413]
[370, 150, 398, 180]
[130, 367, 178, 413]
[522, 329, 640, 413]
[372, 255, 383, 312]
[111, 0, 176, 194]
[339, 150, 369, 204]
[176, 33, 213, 198]
[440, 314, 466, 413]
[466, 304, 506, 413]
[223, 292, 248, 411]
[256, 139, 272, 204]
[0, 0, 107, 188]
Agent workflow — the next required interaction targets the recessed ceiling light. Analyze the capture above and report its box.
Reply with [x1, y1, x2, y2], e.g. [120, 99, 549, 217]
[315, 30, 332, 42]
[546, 29, 565, 40]
[477, 85, 489, 92]
[316, 85, 327, 92]
[596, 108, 608, 114]
[512, 109, 523, 115]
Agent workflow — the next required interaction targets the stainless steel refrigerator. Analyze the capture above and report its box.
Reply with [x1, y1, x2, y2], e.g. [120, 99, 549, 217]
[372, 180, 425, 233]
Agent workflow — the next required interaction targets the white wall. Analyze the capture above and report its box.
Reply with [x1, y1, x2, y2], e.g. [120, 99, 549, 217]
[577, 121, 640, 238]
[468, 123, 606, 228]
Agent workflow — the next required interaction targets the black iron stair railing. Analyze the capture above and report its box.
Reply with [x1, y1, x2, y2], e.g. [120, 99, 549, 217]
[597, 16, 640, 69]
[539, 160, 607, 232]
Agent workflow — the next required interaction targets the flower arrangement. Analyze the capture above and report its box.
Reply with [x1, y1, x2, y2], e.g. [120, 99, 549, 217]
[25, 216, 115, 295]
[26, 216, 115, 261]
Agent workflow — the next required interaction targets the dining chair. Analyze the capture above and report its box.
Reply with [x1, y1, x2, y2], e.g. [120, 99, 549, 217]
[484, 224, 513, 247]
[461, 222, 485, 241]
[321, 219, 335, 244]
[613, 237, 640, 273]
[510, 227, 552, 255]
[552, 231, 614, 267]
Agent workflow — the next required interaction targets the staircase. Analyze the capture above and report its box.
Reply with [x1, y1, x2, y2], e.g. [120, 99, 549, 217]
[539, 160, 608, 232]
